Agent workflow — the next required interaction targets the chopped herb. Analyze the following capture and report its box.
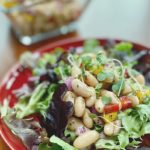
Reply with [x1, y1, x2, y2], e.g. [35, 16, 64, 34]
[81, 67, 86, 78]
[81, 55, 93, 68]
[89, 113, 97, 119]
[112, 78, 125, 96]
[102, 96, 112, 105]
[54, 62, 71, 80]
[95, 83, 102, 97]
[96, 53, 107, 65]
[97, 71, 114, 81]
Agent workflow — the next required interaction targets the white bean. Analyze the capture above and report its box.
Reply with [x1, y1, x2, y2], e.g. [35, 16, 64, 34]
[73, 130, 100, 149]
[104, 123, 114, 136]
[86, 87, 96, 107]
[128, 95, 139, 106]
[95, 98, 104, 113]
[84, 71, 98, 87]
[101, 90, 119, 104]
[74, 97, 85, 117]
[63, 91, 76, 105]
[71, 65, 81, 78]
[104, 120, 121, 136]
[68, 117, 84, 131]
[113, 120, 121, 135]
[72, 79, 91, 97]
[122, 82, 132, 95]
[83, 109, 93, 128]
[135, 74, 145, 85]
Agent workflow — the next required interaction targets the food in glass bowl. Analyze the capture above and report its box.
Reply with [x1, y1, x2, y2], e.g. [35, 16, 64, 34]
[2, 0, 83, 35]
[0, 0, 90, 45]
[0, 39, 150, 150]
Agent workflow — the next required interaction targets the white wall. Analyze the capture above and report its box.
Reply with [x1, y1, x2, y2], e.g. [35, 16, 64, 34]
[78, 0, 150, 47]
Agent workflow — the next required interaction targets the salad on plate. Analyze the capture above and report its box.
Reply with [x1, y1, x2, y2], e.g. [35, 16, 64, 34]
[0, 39, 150, 150]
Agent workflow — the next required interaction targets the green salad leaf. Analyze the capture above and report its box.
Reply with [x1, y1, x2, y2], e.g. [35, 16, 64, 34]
[84, 39, 100, 52]
[81, 55, 93, 68]
[118, 131, 129, 149]
[50, 135, 77, 150]
[115, 42, 133, 55]
[97, 71, 114, 81]
[38, 54, 57, 68]
[38, 143, 63, 150]
[112, 78, 125, 95]
[102, 96, 112, 105]
[95, 139, 120, 150]
[96, 52, 107, 65]
[15, 83, 57, 119]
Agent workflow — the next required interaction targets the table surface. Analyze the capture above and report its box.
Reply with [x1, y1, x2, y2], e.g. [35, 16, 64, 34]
[1, 0, 150, 149]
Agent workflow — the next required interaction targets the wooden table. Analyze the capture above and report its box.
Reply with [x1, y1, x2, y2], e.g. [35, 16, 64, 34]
[0, 0, 150, 149]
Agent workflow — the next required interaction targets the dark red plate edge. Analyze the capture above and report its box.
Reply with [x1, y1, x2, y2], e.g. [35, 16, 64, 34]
[0, 38, 150, 150]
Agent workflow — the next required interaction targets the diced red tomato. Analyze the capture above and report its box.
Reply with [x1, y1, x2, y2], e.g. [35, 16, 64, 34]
[103, 104, 120, 114]
[120, 96, 132, 110]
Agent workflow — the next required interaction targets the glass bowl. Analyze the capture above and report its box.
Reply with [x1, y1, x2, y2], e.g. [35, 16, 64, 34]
[0, 0, 91, 45]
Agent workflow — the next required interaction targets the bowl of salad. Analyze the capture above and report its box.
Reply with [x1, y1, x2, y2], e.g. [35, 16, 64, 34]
[0, 39, 150, 150]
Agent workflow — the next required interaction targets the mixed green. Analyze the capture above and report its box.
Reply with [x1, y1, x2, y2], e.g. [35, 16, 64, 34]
[0, 40, 150, 150]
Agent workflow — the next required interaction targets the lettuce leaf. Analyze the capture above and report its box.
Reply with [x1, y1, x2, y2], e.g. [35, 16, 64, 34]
[15, 82, 57, 118]
[38, 143, 63, 150]
[41, 84, 73, 137]
[38, 135, 77, 150]
[95, 139, 121, 150]
[50, 135, 76, 150]
[118, 131, 129, 149]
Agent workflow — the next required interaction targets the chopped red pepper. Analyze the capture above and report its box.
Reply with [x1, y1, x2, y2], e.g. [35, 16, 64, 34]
[120, 96, 132, 110]
[104, 104, 120, 114]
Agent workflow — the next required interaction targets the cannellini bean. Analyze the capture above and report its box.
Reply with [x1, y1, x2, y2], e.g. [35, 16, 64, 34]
[74, 97, 85, 117]
[128, 95, 139, 106]
[83, 109, 93, 128]
[122, 82, 132, 95]
[73, 130, 100, 149]
[86, 87, 96, 107]
[84, 71, 98, 87]
[113, 120, 121, 135]
[104, 123, 114, 136]
[104, 120, 121, 136]
[63, 91, 76, 105]
[72, 79, 91, 97]
[71, 65, 81, 78]
[68, 117, 84, 131]
[135, 74, 145, 85]
[95, 98, 104, 113]
[101, 90, 119, 104]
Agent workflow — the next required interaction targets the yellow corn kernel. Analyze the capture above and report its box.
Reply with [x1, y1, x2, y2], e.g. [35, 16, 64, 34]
[135, 90, 143, 103]
[103, 112, 118, 123]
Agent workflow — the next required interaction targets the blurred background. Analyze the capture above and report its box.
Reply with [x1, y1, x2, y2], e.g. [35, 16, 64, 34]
[0, 0, 150, 149]
[0, 0, 150, 81]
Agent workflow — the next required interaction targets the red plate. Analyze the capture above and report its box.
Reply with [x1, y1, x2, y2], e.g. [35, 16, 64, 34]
[0, 38, 150, 150]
